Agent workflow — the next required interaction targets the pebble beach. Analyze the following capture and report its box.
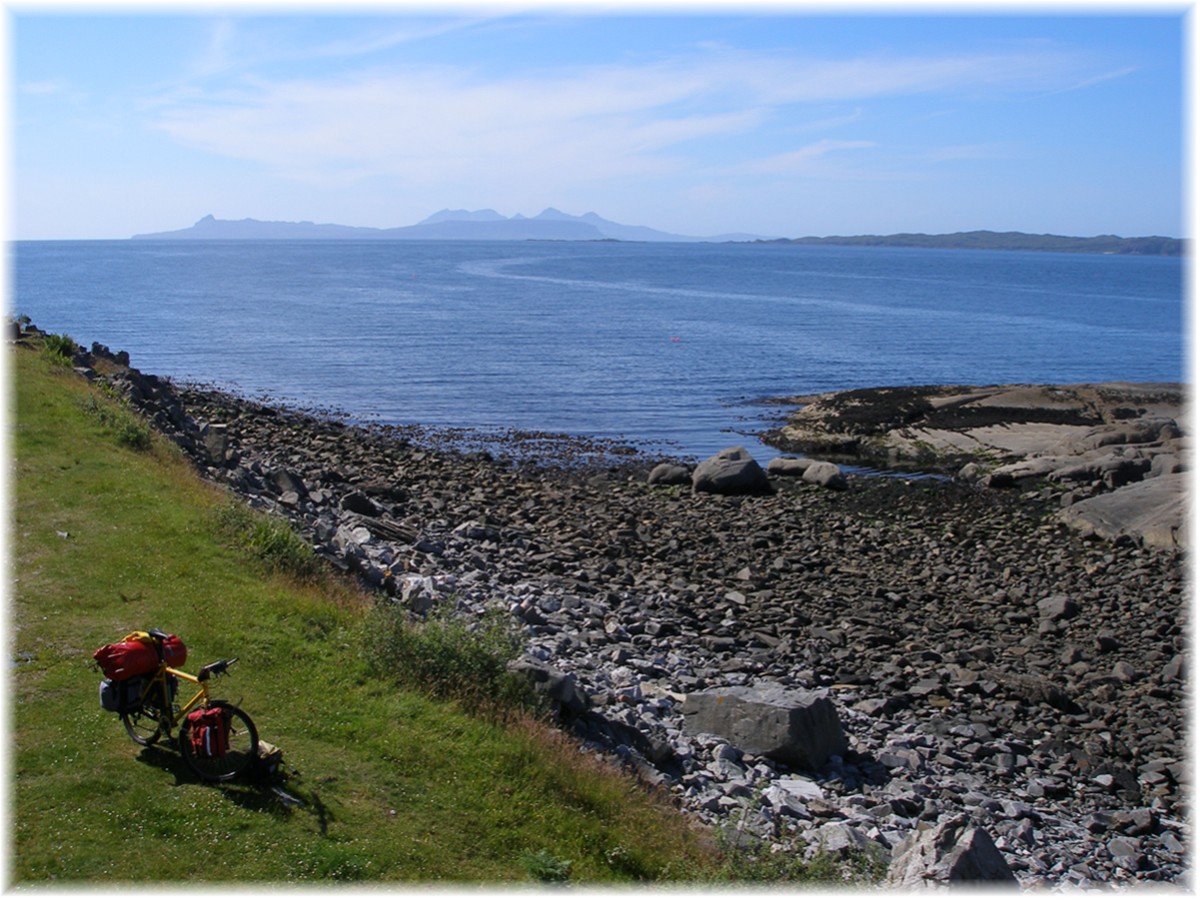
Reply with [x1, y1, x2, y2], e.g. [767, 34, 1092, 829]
[66, 331, 1189, 890]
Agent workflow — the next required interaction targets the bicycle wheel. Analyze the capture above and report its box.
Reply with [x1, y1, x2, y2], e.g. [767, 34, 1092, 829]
[177, 702, 258, 782]
[121, 705, 164, 746]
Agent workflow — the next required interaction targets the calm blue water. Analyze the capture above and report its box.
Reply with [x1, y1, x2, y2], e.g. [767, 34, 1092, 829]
[10, 240, 1185, 461]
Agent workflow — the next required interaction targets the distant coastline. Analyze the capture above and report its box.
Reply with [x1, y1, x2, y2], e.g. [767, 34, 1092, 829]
[130, 211, 1183, 256]
[757, 230, 1183, 256]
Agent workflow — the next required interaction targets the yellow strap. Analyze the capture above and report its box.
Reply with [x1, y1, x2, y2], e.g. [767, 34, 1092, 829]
[121, 630, 153, 644]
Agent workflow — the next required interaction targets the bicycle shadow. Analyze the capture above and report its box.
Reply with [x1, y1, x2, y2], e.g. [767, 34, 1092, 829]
[134, 744, 333, 833]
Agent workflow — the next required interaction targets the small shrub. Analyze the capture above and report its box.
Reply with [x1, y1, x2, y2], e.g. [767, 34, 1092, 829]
[519, 849, 572, 883]
[42, 332, 78, 363]
[115, 418, 153, 451]
[366, 605, 533, 713]
[78, 396, 153, 452]
[213, 501, 324, 582]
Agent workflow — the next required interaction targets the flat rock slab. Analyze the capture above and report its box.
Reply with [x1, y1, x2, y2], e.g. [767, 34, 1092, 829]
[766, 382, 1186, 547]
[770, 383, 1183, 466]
[681, 685, 846, 769]
[1058, 472, 1187, 550]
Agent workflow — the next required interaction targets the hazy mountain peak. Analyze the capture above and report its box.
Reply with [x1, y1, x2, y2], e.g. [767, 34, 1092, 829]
[132, 209, 779, 243]
[418, 208, 506, 225]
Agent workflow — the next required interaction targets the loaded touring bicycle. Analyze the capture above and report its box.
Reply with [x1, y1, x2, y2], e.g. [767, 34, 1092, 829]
[94, 628, 259, 782]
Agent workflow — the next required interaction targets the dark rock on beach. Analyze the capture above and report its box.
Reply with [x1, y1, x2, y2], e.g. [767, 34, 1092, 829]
[37, 326, 1188, 890]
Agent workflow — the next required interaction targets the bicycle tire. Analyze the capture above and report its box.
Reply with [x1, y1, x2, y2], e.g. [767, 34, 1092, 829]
[121, 705, 164, 746]
[177, 702, 258, 782]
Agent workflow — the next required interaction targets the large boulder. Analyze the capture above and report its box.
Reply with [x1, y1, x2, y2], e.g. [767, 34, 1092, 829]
[691, 446, 773, 496]
[200, 423, 231, 466]
[801, 460, 848, 491]
[681, 685, 846, 769]
[768, 456, 848, 490]
[766, 457, 812, 477]
[647, 462, 692, 486]
[885, 814, 1017, 889]
[340, 490, 383, 517]
[508, 661, 589, 717]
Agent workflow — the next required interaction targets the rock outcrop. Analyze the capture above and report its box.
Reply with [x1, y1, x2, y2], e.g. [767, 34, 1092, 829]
[765, 383, 1186, 548]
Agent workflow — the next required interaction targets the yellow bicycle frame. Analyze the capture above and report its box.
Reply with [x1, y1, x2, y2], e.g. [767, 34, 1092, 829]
[137, 664, 212, 733]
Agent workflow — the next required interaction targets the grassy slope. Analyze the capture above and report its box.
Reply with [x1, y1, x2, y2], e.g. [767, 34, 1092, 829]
[11, 342, 716, 884]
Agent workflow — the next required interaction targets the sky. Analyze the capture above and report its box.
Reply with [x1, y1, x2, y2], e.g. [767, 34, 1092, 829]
[7, 3, 1189, 240]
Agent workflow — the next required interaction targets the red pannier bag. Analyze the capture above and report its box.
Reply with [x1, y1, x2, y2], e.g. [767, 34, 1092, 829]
[187, 706, 230, 759]
[93, 631, 186, 681]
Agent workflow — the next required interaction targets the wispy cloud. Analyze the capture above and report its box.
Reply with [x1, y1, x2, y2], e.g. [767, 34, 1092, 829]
[922, 143, 1015, 163]
[1038, 65, 1139, 97]
[736, 139, 877, 175]
[186, 16, 499, 79]
[20, 80, 70, 95]
[308, 18, 496, 60]
[145, 39, 1126, 195]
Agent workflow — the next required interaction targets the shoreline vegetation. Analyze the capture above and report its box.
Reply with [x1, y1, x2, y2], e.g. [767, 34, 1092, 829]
[127, 212, 1183, 255]
[14, 320, 1187, 888]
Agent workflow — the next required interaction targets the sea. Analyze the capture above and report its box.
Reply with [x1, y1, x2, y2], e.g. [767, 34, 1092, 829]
[10, 239, 1186, 463]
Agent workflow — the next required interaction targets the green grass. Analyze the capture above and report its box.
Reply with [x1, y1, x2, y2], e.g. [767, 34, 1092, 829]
[11, 339, 722, 885]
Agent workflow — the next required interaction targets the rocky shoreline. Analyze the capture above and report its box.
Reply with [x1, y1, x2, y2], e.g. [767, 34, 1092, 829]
[52, 331, 1188, 889]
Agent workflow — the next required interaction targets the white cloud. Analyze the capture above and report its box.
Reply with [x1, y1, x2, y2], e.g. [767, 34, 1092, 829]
[144, 41, 1123, 198]
[20, 80, 68, 95]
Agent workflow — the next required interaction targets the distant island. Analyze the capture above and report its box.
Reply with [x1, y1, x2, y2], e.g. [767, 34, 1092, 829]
[130, 209, 770, 244]
[760, 230, 1183, 256]
[131, 211, 1183, 256]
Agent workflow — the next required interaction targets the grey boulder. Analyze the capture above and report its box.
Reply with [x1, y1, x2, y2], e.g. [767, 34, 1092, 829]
[885, 814, 1017, 889]
[691, 446, 773, 495]
[647, 462, 692, 486]
[681, 685, 846, 769]
[801, 460, 848, 490]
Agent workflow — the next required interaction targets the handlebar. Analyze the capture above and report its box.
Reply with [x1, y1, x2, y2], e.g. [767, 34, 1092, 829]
[198, 657, 239, 682]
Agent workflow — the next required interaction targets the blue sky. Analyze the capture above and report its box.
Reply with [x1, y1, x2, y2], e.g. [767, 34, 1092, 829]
[9, 6, 1188, 240]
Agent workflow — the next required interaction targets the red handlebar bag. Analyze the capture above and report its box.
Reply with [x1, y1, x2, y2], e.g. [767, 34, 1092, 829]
[93, 632, 186, 681]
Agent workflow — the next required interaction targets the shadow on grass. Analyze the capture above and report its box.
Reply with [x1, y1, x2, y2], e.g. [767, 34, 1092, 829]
[133, 743, 333, 833]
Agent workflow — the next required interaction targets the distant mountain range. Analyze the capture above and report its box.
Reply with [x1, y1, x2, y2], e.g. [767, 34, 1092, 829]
[130, 211, 1183, 255]
[130, 208, 770, 243]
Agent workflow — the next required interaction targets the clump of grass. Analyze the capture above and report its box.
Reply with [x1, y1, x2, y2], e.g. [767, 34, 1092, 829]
[708, 824, 888, 885]
[79, 395, 154, 451]
[213, 500, 324, 582]
[365, 604, 534, 714]
[42, 331, 78, 364]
